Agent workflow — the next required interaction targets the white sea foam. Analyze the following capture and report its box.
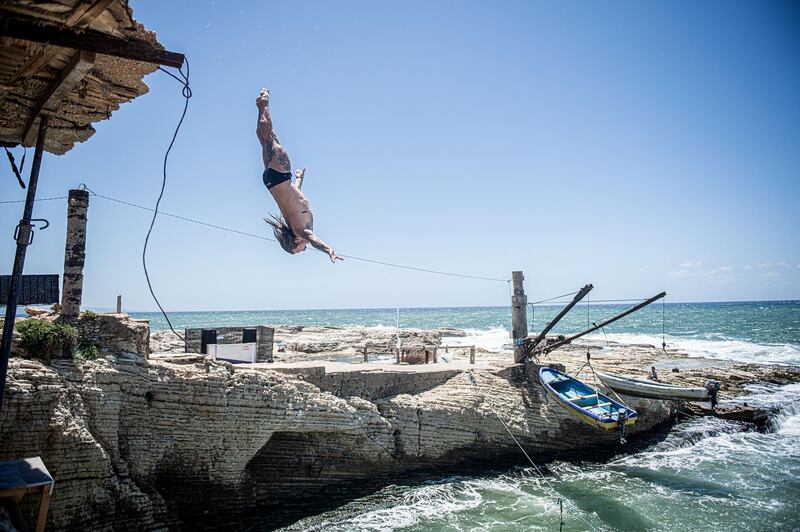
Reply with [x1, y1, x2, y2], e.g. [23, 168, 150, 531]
[598, 332, 800, 365]
[317, 482, 484, 531]
[440, 327, 800, 366]
[441, 327, 513, 352]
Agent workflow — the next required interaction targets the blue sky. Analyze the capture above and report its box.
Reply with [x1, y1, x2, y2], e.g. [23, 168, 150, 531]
[2, 0, 799, 311]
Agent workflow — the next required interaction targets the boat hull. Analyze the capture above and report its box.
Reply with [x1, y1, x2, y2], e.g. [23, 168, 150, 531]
[596, 371, 710, 402]
[539, 367, 637, 431]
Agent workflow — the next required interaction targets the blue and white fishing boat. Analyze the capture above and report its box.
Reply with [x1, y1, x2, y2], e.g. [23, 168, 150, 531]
[539, 367, 637, 431]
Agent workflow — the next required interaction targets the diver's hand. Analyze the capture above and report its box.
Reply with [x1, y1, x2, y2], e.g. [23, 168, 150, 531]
[294, 168, 306, 179]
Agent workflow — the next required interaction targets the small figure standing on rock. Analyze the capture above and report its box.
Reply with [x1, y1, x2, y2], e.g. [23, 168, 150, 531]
[649, 366, 659, 381]
[256, 88, 342, 262]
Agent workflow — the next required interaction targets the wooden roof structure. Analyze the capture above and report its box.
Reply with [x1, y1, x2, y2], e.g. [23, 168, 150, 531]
[0, 0, 184, 155]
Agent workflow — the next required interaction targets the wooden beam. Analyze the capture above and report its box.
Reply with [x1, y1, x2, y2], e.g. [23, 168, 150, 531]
[0, 1, 114, 105]
[0, 12, 185, 69]
[66, 0, 117, 27]
[22, 50, 95, 146]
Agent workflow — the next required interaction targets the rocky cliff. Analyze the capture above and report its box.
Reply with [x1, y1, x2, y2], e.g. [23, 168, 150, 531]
[1, 317, 671, 530]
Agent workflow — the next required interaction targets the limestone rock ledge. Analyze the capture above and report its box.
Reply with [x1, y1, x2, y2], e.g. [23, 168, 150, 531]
[0, 355, 670, 530]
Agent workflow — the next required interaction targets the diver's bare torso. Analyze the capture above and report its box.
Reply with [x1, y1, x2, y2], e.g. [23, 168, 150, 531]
[268, 180, 312, 236]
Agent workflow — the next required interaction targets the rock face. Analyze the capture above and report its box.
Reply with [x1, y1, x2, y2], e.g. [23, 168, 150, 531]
[0, 318, 672, 530]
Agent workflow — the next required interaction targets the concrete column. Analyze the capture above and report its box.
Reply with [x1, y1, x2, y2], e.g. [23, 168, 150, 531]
[61, 189, 89, 320]
[511, 270, 528, 363]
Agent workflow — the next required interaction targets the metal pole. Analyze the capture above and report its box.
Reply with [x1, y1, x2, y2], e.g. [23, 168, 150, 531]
[542, 291, 667, 354]
[0, 116, 49, 415]
[511, 271, 528, 363]
[521, 284, 593, 363]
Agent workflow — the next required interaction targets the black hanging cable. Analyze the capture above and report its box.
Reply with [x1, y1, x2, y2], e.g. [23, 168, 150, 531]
[142, 58, 195, 349]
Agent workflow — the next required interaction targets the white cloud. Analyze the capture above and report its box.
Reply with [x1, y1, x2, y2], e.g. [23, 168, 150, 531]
[678, 260, 703, 269]
[756, 261, 791, 269]
[667, 264, 737, 284]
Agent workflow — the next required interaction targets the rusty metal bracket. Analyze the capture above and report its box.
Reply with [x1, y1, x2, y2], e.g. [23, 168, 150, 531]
[12, 218, 49, 246]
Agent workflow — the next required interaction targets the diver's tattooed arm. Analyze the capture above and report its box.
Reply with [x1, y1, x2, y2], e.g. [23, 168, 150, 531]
[303, 229, 343, 263]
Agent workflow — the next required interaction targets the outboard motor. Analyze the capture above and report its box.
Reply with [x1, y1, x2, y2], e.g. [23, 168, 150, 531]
[705, 380, 721, 409]
[618, 408, 629, 444]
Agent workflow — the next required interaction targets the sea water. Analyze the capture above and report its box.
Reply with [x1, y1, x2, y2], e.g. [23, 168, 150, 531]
[131, 301, 800, 530]
[136, 300, 800, 365]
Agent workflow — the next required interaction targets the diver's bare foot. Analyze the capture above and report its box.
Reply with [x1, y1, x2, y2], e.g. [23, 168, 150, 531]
[256, 88, 270, 108]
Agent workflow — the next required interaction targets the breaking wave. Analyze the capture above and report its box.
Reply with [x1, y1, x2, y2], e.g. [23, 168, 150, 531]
[600, 332, 800, 365]
[441, 327, 800, 366]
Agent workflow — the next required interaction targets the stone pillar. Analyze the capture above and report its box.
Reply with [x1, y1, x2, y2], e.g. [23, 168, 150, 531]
[61, 189, 89, 320]
[511, 270, 528, 363]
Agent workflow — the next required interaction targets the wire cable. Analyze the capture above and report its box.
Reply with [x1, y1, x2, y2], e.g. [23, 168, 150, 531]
[0, 195, 67, 204]
[72, 190, 508, 284]
[85, 189, 275, 243]
[467, 371, 600, 532]
[337, 253, 507, 283]
[529, 291, 579, 305]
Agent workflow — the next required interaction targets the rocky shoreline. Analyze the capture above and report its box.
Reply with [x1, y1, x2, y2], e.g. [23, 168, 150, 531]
[1, 316, 797, 530]
[152, 326, 800, 399]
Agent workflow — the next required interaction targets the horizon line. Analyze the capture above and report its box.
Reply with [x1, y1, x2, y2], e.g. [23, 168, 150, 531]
[63, 298, 800, 314]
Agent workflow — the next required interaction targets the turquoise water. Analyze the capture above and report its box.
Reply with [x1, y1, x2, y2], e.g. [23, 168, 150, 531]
[134, 300, 800, 365]
[286, 384, 800, 531]
[129, 301, 800, 530]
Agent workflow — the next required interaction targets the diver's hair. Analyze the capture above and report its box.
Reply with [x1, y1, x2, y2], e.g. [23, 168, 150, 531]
[264, 214, 296, 254]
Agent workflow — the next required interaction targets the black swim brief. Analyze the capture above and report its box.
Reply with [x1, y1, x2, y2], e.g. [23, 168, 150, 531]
[263, 168, 291, 190]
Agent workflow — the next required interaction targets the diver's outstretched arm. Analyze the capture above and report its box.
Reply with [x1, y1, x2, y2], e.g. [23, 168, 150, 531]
[294, 168, 306, 190]
[303, 229, 342, 263]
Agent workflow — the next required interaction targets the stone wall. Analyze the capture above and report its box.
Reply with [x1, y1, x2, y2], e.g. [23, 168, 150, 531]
[75, 313, 149, 357]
